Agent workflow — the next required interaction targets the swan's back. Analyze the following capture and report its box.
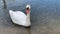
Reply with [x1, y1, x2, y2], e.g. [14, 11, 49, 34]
[9, 10, 27, 25]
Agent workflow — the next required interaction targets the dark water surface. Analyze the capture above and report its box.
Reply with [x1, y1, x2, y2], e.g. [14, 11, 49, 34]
[0, 0, 60, 34]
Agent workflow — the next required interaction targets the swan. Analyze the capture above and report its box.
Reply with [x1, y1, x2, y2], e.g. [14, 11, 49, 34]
[9, 5, 31, 27]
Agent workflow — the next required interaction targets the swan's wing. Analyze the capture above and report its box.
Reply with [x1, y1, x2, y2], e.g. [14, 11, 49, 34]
[9, 11, 27, 25]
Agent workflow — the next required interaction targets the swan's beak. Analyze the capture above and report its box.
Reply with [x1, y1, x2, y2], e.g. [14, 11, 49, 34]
[26, 5, 31, 14]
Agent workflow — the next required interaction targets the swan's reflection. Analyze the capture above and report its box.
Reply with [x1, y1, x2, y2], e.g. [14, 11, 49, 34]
[25, 27, 31, 34]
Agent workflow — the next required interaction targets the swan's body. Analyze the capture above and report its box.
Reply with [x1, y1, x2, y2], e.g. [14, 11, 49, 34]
[9, 5, 31, 27]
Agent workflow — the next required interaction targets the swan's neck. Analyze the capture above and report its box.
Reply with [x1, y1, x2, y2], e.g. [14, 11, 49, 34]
[26, 8, 30, 19]
[25, 11, 30, 26]
[26, 12, 30, 19]
[25, 7, 31, 26]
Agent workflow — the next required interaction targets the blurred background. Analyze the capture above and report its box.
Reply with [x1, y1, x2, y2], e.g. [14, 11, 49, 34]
[0, 0, 60, 34]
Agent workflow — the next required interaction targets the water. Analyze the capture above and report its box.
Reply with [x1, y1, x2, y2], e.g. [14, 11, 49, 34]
[0, 0, 60, 34]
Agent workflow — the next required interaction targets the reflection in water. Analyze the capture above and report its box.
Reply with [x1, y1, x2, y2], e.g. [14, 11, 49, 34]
[26, 27, 31, 34]
[2, 0, 7, 8]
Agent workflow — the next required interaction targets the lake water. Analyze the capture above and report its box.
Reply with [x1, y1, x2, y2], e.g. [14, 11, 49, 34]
[0, 0, 60, 34]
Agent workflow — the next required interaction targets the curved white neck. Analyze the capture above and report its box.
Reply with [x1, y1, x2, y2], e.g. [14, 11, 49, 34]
[25, 11, 30, 26]
[26, 11, 30, 19]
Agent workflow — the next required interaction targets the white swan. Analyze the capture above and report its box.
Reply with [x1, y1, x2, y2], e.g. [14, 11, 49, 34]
[9, 5, 31, 27]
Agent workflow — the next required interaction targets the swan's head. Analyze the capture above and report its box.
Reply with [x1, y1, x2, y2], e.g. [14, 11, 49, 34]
[26, 5, 31, 10]
[26, 5, 31, 14]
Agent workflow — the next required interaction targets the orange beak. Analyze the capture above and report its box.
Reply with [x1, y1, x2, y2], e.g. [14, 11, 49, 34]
[26, 7, 30, 14]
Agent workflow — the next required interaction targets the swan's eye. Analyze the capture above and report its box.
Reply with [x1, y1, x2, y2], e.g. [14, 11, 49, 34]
[26, 7, 29, 10]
